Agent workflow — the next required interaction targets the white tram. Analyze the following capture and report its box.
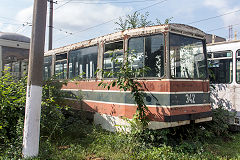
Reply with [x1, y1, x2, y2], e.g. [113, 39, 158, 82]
[0, 32, 30, 77]
[207, 40, 240, 125]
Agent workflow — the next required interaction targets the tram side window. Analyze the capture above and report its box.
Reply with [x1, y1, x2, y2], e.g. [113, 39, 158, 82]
[170, 33, 207, 79]
[43, 56, 52, 80]
[208, 51, 233, 83]
[68, 46, 98, 79]
[103, 41, 123, 77]
[12, 61, 20, 77]
[55, 53, 67, 79]
[4, 58, 28, 78]
[128, 34, 164, 77]
[128, 37, 144, 75]
[236, 50, 240, 83]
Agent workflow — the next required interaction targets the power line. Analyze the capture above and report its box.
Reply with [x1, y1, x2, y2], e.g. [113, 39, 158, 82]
[55, 0, 73, 10]
[52, 26, 73, 35]
[0, 16, 23, 23]
[55, 0, 168, 42]
[0, 16, 31, 33]
[0, 21, 22, 25]
[58, 0, 138, 1]
[57, 0, 159, 4]
[188, 9, 240, 25]
[15, 17, 32, 33]
[20, 25, 31, 35]
[206, 23, 240, 32]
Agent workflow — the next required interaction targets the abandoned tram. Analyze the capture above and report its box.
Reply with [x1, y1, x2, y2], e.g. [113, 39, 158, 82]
[43, 23, 211, 131]
[207, 40, 240, 127]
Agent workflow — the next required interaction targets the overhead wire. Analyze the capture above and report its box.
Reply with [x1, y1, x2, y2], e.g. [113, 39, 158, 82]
[52, 26, 73, 35]
[8, 0, 238, 45]
[0, 22, 22, 25]
[188, 9, 240, 24]
[55, 0, 74, 10]
[0, 16, 23, 23]
[55, 0, 168, 42]
[57, 0, 159, 4]
[206, 23, 240, 32]
[15, 17, 32, 33]
[55, 0, 240, 43]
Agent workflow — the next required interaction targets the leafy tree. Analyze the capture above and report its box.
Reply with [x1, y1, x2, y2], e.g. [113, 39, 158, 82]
[115, 11, 173, 31]
[126, 11, 140, 29]
[139, 12, 153, 27]
[156, 16, 173, 25]
[115, 17, 128, 31]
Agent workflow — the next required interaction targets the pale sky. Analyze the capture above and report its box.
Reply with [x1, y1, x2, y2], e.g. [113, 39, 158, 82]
[0, 0, 240, 49]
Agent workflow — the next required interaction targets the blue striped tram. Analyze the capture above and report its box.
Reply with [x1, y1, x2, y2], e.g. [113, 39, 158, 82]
[44, 24, 211, 131]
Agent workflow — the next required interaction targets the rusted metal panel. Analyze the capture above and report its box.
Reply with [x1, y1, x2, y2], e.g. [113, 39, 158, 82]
[45, 24, 206, 56]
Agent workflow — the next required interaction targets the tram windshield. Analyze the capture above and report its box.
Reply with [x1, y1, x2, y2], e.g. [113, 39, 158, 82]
[170, 33, 207, 79]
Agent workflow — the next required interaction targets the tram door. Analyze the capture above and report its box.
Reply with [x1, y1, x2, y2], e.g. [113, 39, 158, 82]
[234, 50, 240, 122]
[208, 51, 235, 111]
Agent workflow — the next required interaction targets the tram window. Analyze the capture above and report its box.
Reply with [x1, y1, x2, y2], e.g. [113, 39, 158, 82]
[236, 50, 240, 83]
[207, 53, 212, 59]
[213, 51, 232, 58]
[128, 37, 144, 74]
[55, 53, 67, 79]
[145, 34, 164, 77]
[68, 46, 98, 79]
[12, 62, 20, 77]
[43, 56, 52, 80]
[170, 33, 207, 79]
[103, 41, 123, 76]
[56, 53, 67, 61]
[208, 51, 233, 84]
[105, 41, 123, 52]
[55, 60, 67, 79]
[21, 60, 28, 77]
[128, 34, 164, 77]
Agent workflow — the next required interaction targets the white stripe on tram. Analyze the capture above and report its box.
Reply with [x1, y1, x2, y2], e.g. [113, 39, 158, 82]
[65, 98, 210, 108]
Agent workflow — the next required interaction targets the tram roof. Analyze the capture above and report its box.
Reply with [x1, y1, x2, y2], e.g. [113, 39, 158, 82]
[207, 39, 240, 46]
[0, 32, 30, 43]
[45, 23, 206, 56]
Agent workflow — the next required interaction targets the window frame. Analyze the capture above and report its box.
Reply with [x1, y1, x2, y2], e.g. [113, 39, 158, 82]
[43, 55, 52, 80]
[236, 49, 240, 84]
[54, 52, 68, 80]
[68, 45, 99, 80]
[208, 50, 233, 84]
[102, 40, 124, 79]
[126, 33, 166, 80]
[169, 32, 208, 80]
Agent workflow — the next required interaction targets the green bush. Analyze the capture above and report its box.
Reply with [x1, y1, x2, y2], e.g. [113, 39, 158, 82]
[40, 78, 70, 139]
[0, 71, 26, 144]
[203, 106, 234, 137]
[0, 72, 70, 158]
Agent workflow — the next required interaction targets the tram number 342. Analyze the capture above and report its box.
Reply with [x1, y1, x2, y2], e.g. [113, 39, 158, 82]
[185, 94, 196, 104]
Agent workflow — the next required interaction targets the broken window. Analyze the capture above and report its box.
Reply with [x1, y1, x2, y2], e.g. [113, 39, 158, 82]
[128, 34, 165, 77]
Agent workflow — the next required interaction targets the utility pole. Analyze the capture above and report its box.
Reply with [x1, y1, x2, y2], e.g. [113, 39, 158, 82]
[48, 0, 57, 50]
[48, 0, 53, 50]
[229, 25, 233, 41]
[22, 0, 47, 158]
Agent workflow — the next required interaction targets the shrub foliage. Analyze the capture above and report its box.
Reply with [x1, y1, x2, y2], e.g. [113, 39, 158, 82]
[0, 72, 69, 158]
